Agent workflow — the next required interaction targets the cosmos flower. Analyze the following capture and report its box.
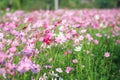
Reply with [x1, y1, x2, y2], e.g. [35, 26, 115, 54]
[17, 57, 32, 74]
[11, 40, 19, 47]
[44, 65, 52, 69]
[22, 45, 34, 57]
[7, 40, 12, 45]
[96, 33, 102, 37]
[56, 68, 63, 73]
[0, 52, 7, 64]
[93, 40, 99, 45]
[31, 64, 40, 73]
[79, 35, 84, 41]
[64, 49, 72, 55]
[17, 62, 31, 74]
[0, 33, 4, 39]
[80, 29, 87, 34]
[74, 46, 82, 52]
[55, 32, 66, 44]
[65, 67, 74, 74]
[74, 39, 80, 44]
[43, 36, 51, 45]
[49, 71, 59, 77]
[5, 62, 16, 76]
[0, 68, 6, 78]
[9, 47, 17, 53]
[72, 59, 78, 64]
[94, 14, 100, 20]
[86, 50, 90, 54]
[86, 34, 93, 42]
[39, 73, 48, 80]
[104, 52, 110, 58]
[115, 40, 120, 44]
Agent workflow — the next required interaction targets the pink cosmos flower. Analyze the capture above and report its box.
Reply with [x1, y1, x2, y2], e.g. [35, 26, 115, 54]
[79, 35, 84, 41]
[86, 50, 90, 54]
[17, 56, 32, 74]
[5, 63, 16, 76]
[74, 39, 80, 44]
[80, 29, 87, 33]
[64, 49, 72, 55]
[11, 40, 19, 47]
[0, 52, 7, 64]
[115, 40, 120, 44]
[39, 37, 44, 42]
[93, 40, 99, 45]
[104, 52, 110, 58]
[0, 42, 3, 49]
[86, 34, 93, 42]
[31, 64, 40, 73]
[72, 59, 78, 63]
[96, 33, 102, 37]
[17, 62, 31, 74]
[9, 47, 17, 53]
[0, 68, 6, 78]
[10, 30, 18, 36]
[22, 46, 34, 56]
[55, 32, 66, 44]
[65, 33, 72, 39]
[44, 65, 52, 69]
[65, 67, 74, 74]
[7, 40, 12, 45]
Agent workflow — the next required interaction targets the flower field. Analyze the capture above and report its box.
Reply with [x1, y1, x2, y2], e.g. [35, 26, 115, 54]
[0, 9, 120, 80]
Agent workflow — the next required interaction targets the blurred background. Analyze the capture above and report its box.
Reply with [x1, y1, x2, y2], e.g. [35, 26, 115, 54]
[0, 0, 120, 11]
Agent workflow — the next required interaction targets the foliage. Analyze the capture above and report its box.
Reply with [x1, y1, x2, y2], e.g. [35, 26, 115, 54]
[0, 0, 119, 10]
[95, 0, 117, 8]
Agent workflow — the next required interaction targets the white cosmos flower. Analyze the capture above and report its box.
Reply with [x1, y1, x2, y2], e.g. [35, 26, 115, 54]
[49, 71, 59, 77]
[74, 46, 82, 52]
[80, 29, 87, 34]
[0, 33, 3, 39]
[59, 77, 63, 80]
[39, 73, 48, 80]
[56, 68, 63, 73]
[94, 14, 100, 20]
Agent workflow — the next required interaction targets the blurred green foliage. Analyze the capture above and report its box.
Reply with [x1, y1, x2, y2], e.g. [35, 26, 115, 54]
[95, 0, 117, 8]
[0, 0, 119, 10]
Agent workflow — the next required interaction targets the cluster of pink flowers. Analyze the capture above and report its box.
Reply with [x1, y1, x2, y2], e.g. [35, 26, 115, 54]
[0, 9, 119, 78]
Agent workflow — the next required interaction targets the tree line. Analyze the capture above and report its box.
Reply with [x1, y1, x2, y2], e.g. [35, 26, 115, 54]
[0, 0, 119, 10]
